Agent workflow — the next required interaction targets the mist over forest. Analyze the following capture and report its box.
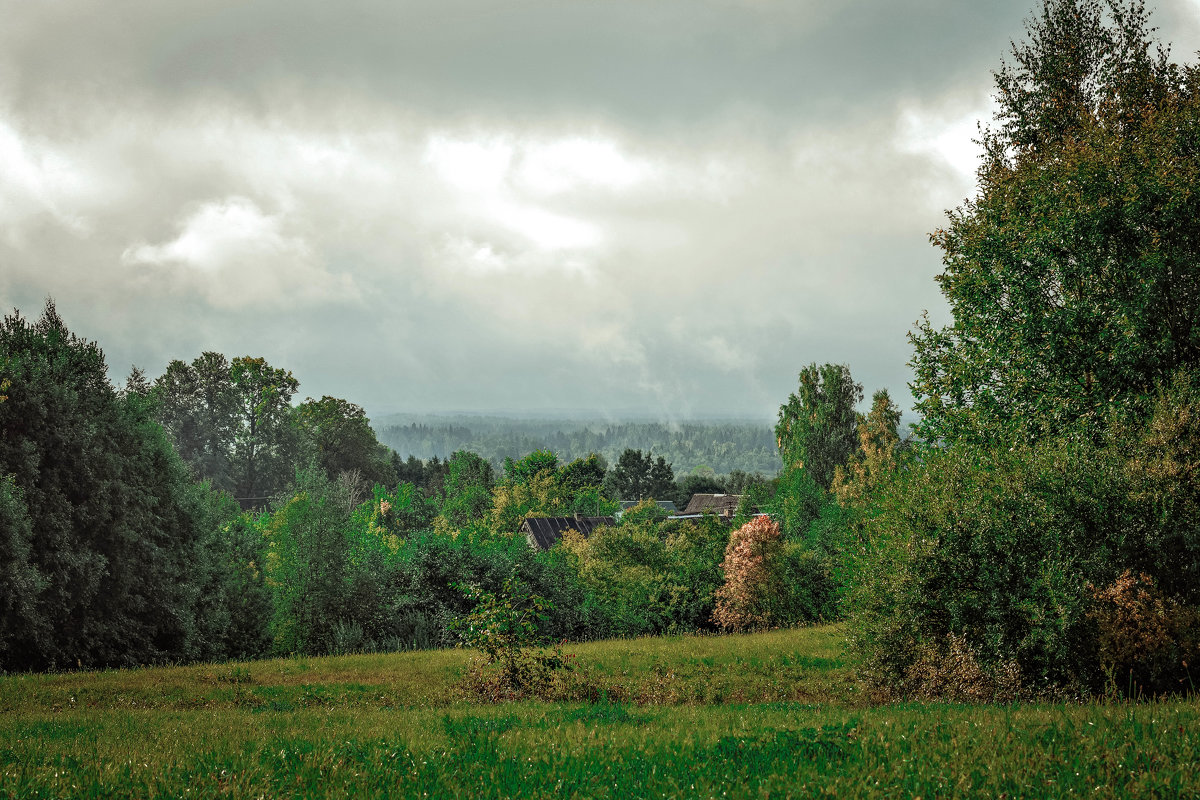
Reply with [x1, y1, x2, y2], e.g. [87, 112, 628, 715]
[375, 414, 782, 476]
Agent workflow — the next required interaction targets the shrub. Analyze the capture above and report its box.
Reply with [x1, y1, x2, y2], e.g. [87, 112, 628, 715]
[713, 516, 782, 632]
[1087, 571, 1200, 697]
[900, 633, 1024, 704]
[450, 575, 571, 701]
[848, 434, 1123, 696]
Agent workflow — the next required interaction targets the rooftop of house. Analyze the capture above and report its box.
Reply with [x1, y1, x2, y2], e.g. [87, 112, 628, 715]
[682, 493, 743, 517]
[520, 514, 617, 550]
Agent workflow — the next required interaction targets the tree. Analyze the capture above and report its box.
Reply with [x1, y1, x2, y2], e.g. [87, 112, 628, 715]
[910, 0, 1200, 445]
[229, 357, 300, 505]
[672, 472, 725, 509]
[154, 352, 237, 489]
[607, 448, 675, 501]
[294, 396, 396, 489]
[0, 302, 213, 669]
[712, 516, 783, 632]
[261, 469, 352, 655]
[441, 450, 495, 528]
[559, 453, 607, 496]
[832, 389, 903, 508]
[775, 363, 863, 491]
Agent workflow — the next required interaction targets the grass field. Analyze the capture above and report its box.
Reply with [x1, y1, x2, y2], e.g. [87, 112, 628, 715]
[1, 626, 1197, 798]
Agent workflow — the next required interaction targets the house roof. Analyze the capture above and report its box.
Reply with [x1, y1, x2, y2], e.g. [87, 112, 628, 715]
[682, 493, 742, 517]
[521, 515, 616, 550]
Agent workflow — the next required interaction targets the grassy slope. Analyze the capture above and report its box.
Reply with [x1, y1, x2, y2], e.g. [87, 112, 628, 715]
[1, 626, 1197, 798]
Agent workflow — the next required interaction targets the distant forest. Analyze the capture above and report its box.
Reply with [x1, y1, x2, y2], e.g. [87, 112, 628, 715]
[374, 415, 782, 476]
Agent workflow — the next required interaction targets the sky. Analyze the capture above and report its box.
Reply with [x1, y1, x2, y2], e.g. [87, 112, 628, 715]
[4, 0, 1200, 421]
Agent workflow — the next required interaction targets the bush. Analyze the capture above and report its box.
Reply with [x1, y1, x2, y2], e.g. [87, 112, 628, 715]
[713, 516, 782, 632]
[850, 381, 1200, 698]
[1087, 571, 1200, 697]
[450, 575, 571, 701]
[848, 434, 1124, 696]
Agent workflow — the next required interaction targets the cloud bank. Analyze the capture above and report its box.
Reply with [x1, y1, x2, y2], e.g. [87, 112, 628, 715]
[3, 0, 1198, 418]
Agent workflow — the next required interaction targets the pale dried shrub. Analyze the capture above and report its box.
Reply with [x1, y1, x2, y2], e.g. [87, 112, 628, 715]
[712, 516, 783, 632]
[1087, 570, 1200, 695]
[903, 633, 1024, 703]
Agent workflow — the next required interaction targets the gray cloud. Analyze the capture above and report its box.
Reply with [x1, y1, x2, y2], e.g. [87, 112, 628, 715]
[3, 0, 1197, 420]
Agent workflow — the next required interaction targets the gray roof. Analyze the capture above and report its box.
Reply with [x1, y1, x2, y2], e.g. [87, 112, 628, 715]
[521, 515, 616, 550]
[683, 493, 742, 517]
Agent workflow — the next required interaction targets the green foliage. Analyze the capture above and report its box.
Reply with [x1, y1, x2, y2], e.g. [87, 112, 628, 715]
[0, 474, 45, 668]
[671, 472, 725, 509]
[559, 452, 607, 495]
[450, 575, 570, 700]
[293, 396, 396, 489]
[153, 352, 237, 490]
[559, 516, 728, 638]
[619, 498, 671, 527]
[850, 378, 1200, 699]
[262, 469, 353, 655]
[0, 302, 227, 670]
[607, 448, 676, 501]
[769, 463, 829, 541]
[776, 363, 862, 491]
[229, 357, 301, 504]
[910, 0, 1200, 445]
[849, 435, 1112, 695]
[771, 543, 840, 626]
[502, 449, 558, 485]
[440, 450, 495, 528]
[488, 450, 618, 532]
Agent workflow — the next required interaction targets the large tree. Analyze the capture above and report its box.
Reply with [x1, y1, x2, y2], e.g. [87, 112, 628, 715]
[775, 363, 863, 491]
[154, 352, 237, 489]
[911, 0, 1200, 444]
[229, 357, 300, 505]
[293, 395, 397, 489]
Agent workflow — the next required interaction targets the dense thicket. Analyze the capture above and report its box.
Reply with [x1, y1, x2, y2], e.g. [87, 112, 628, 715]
[853, 0, 1200, 698]
[0, 304, 235, 670]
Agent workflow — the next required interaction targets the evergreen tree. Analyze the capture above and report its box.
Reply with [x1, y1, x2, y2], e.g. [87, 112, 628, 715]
[0, 302, 210, 669]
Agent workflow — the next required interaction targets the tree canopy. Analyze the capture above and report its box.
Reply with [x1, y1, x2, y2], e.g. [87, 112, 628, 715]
[911, 0, 1200, 444]
[775, 363, 863, 491]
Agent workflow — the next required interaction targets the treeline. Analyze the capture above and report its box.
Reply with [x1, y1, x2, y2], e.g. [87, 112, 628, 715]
[377, 418, 781, 477]
[0, 303, 791, 671]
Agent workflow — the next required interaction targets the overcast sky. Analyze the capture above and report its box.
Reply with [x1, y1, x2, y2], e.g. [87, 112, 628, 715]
[4, 1, 1200, 421]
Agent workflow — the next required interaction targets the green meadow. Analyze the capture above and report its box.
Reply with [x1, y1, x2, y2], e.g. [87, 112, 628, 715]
[2, 626, 1197, 799]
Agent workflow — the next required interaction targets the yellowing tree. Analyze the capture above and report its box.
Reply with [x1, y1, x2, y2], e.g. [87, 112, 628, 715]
[832, 389, 902, 508]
